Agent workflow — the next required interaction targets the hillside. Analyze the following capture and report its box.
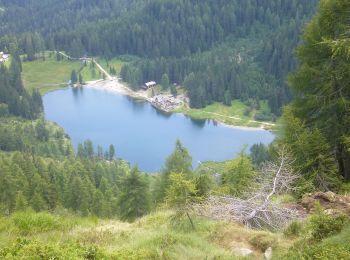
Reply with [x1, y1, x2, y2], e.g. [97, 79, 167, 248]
[0, 0, 319, 115]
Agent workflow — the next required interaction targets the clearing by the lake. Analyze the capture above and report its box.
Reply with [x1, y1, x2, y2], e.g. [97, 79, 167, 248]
[22, 52, 277, 129]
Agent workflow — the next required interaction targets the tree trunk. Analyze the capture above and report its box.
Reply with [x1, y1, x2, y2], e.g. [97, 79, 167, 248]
[337, 144, 350, 181]
[186, 211, 195, 230]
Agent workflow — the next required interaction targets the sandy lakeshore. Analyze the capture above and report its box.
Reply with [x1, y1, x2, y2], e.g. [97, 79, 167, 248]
[83, 78, 275, 131]
[85, 78, 149, 100]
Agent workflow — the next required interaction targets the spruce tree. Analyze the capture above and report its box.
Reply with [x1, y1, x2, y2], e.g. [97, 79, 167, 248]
[70, 70, 78, 84]
[156, 140, 192, 203]
[117, 167, 150, 222]
[161, 73, 170, 90]
[286, 0, 350, 181]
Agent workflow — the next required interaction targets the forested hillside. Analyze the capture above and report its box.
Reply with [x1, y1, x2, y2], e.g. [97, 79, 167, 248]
[0, 0, 318, 115]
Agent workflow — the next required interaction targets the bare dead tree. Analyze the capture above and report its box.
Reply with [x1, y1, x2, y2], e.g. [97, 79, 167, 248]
[194, 148, 301, 230]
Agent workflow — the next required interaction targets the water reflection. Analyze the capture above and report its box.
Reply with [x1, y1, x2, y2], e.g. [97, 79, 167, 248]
[44, 87, 275, 172]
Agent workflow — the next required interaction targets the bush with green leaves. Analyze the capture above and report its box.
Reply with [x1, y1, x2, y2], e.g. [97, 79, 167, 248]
[285, 243, 350, 260]
[0, 238, 104, 259]
[10, 210, 74, 235]
[309, 207, 347, 241]
[248, 233, 276, 252]
[283, 220, 304, 238]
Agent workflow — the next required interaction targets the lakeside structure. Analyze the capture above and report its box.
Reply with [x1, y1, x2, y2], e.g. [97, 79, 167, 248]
[143, 81, 157, 90]
[0, 52, 9, 63]
[149, 94, 183, 112]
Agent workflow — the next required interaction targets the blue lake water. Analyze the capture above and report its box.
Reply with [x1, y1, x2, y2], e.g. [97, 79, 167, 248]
[43, 87, 275, 172]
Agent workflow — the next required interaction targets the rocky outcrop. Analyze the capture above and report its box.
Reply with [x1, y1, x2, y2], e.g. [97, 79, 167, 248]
[301, 192, 350, 216]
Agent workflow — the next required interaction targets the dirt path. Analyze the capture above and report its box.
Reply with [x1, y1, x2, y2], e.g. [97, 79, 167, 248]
[57, 51, 112, 80]
[93, 60, 112, 80]
[202, 111, 276, 127]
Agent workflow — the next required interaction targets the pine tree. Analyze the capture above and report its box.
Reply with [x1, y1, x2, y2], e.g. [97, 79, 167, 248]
[31, 190, 47, 212]
[161, 73, 170, 90]
[221, 154, 256, 196]
[156, 140, 193, 203]
[79, 73, 83, 85]
[286, 0, 350, 181]
[165, 172, 197, 229]
[109, 144, 115, 160]
[117, 167, 150, 222]
[70, 70, 78, 85]
[15, 191, 28, 211]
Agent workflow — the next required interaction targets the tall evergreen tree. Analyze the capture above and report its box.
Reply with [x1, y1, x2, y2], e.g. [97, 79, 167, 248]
[161, 73, 170, 90]
[117, 167, 150, 222]
[70, 70, 78, 85]
[156, 140, 192, 203]
[285, 0, 350, 182]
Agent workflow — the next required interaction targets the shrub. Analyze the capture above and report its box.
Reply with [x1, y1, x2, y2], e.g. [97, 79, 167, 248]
[112, 248, 158, 259]
[249, 233, 276, 252]
[340, 182, 350, 194]
[0, 238, 64, 259]
[309, 206, 347, 241]
[285, 244, 350, 260]
[11, 210, 69, 235]
[254, 112, 274, 122]
[284, 220, 304, 238]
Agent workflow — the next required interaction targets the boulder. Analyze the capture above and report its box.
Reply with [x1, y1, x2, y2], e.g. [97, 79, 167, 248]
[264, 247, 273, 260]
[233, 247, 254, 257]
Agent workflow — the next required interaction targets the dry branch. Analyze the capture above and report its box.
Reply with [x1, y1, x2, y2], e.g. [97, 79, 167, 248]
[194, 148, 301, 230]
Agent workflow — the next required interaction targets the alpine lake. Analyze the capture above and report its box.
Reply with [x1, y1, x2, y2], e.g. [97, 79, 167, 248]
[43, 87, 275, 172]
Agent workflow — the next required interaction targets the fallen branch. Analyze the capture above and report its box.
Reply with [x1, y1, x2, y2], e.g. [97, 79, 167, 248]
[194, 148, 301, 230]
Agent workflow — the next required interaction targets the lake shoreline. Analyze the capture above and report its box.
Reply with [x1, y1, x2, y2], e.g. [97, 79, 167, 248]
[83, 79, 276, 131]
[43, 87, 275, 172]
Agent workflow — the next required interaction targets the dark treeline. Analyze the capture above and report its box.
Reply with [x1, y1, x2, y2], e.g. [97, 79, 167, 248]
[0, 0, 318, 114]
[0, 51, 42, 119]
[121, 43, 279, 111]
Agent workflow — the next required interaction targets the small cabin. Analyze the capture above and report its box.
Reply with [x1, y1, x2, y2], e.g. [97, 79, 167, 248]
[143, 81, 157, 90]
[0, 52, 9, 63]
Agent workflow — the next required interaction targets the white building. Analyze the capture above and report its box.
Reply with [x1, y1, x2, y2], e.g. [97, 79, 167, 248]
[0, 52, 9, 63]
[143, 81, 157, 90]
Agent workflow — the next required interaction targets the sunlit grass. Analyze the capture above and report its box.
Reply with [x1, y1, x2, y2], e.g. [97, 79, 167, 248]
[176, 100, 276, 129]
[0, 209, 297, 259]
[22, 53, 81, 94]
[21, 52, 126, 95]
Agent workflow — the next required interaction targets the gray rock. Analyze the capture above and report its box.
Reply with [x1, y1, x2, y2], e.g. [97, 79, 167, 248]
[233, 247, 254, 257]
[264, 247, 273, 260]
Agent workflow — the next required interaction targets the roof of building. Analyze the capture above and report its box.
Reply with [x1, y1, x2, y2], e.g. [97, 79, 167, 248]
[145, 81, 157, 87]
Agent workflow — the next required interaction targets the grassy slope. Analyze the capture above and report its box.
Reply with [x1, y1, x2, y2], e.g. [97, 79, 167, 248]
[79, 58, 125, 82]
[22, 54, 81, 95]
[97, 58, 125, 75]
[21, 53, 126, 95]
[0, 210, 293, 259]
[176, 100, 277, 129]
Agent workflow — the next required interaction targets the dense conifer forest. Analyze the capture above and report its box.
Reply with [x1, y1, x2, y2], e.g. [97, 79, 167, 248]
[0, 0, 318, 115]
